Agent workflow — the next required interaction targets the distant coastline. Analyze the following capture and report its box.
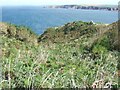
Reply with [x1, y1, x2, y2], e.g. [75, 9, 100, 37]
[45, 5, 118, 11]
[2, 6, 117, 34]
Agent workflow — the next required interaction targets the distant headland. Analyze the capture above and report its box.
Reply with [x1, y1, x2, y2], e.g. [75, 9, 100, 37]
[44, 5, 118, 11]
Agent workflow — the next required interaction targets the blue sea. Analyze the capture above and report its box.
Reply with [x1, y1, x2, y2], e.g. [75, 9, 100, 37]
[2, 6, 118, 34]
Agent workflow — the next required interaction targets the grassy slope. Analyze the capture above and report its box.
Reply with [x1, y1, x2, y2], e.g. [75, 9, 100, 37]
[0, 21, 119, 88]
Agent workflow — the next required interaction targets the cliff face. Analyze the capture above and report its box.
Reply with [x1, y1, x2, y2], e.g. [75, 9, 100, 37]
[47, 5, 118, 11]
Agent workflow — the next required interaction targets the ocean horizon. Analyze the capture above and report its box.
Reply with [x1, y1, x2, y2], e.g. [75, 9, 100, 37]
[2, 6, 118, 34]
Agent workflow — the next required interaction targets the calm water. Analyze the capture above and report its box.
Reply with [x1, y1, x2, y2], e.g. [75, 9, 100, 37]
[2, 6, 118, 34]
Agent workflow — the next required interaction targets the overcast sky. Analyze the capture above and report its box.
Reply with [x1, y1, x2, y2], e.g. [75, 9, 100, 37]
[0, 0, 119, 6]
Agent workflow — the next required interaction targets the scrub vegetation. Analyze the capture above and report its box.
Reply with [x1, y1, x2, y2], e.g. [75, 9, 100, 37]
[0, 21, 119, 88]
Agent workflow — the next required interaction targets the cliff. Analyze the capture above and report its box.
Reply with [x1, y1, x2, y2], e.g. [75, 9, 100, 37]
[47, 5, 118, 11]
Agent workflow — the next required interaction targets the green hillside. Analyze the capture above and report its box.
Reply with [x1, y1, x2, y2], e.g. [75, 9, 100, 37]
[0, 21, 119, 88]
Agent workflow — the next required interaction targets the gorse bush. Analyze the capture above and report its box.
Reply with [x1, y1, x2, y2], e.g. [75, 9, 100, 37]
[92, 44, 108, 54]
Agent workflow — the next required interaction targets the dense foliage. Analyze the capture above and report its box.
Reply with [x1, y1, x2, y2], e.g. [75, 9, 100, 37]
[0, 21, 119, 88]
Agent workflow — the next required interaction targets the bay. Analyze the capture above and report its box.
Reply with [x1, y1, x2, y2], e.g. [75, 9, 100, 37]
[2, 6, 118, 34]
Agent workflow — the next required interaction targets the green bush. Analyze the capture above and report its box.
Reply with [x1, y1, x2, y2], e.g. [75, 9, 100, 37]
[92, 44, 108, 54]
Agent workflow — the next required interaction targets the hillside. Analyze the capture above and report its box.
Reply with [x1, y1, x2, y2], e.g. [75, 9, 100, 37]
[0, 21, 119, 88]
[0, 22, 38, 45]
[38, 21, 118, 50]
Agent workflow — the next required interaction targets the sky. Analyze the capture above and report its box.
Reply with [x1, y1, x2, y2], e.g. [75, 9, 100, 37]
[0, 0, 119, 6]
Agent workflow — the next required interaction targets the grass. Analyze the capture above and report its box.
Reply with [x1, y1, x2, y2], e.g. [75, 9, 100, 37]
[0, 21, 119, 88]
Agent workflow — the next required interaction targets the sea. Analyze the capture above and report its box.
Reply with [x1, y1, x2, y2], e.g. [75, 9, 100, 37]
[2, 6, 118, 34]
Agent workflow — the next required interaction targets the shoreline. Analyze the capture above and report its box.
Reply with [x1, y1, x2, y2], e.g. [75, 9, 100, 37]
[45, 5, 118, 12]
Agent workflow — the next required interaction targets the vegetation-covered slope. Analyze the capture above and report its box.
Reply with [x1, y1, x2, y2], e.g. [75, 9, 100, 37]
[38, 21, 118, 51]
[0, 22, 38, 45]
[38, 21, 99, 43]
[0, 21, 119, 88]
